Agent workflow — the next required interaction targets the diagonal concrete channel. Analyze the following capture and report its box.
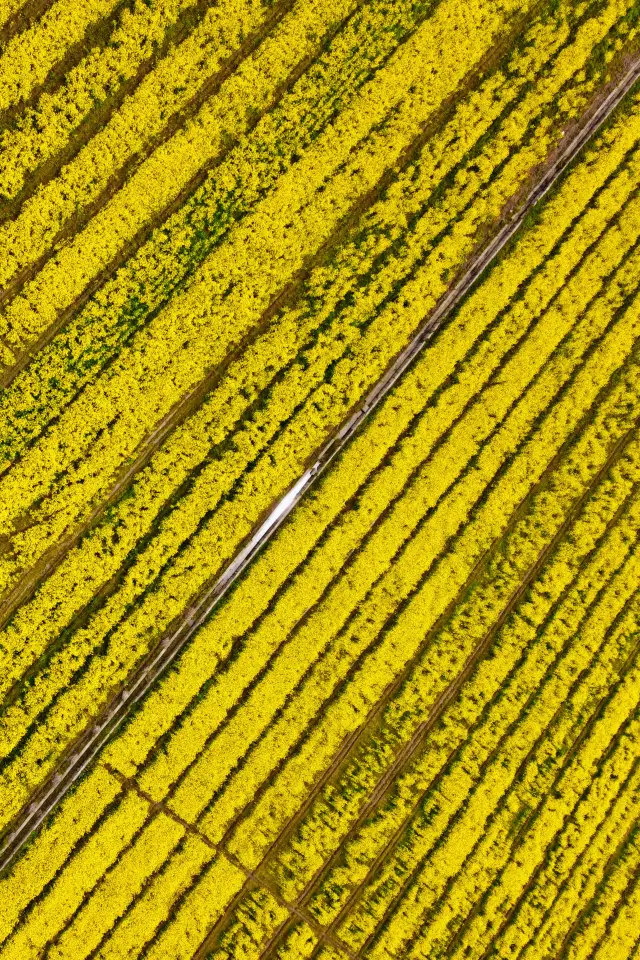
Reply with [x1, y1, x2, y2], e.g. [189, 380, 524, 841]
[0, 54, 639, 880]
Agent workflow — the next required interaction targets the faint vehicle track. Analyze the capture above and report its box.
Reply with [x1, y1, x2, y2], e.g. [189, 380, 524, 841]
[0, 53, 638, 884]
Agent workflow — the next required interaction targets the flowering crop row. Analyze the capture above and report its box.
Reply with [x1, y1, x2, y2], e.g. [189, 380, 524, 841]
[0, 0, 285, 296]
[0, 0, 201, 203]
[0, 84, 636, 838]
[0, 0, 120, 115]
[0, 0, 435, 352]
[0, 2, 634, 815]
[275, 445, 640, 943]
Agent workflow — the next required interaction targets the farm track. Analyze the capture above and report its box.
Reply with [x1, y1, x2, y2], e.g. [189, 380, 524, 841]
[99, 764, 359, 960]
[0, 51, 637, 886]
[250, 414, 640, 960]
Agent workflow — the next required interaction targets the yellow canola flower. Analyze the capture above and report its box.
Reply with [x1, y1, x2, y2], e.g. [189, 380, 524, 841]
[397, 528, 640, 958]
[96, 833, 214, 960]
[0, 0, 196, 202]
[2, 3, 638, 683]
[521, 700, 640, 956]
[0, 765, 121, 945]
[495, 720, 640, 957]
[0, 0, 25, 30]
[49, 811, 184, 960]
[0, 0, 120, 114]
[226, 307, 640, 871]
[0, 0, 633, 604]
[208, 887, 289, 960]
[269, 922, 319, 960]
[0, 789, 150, 960]
[589, 851, 640, 960]
[444, 674, 640, 960]
[143, 853, 245, 960]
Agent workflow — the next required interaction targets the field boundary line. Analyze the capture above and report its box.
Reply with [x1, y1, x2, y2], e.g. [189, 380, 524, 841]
[0, 54, 638, 884]
[99, 764, 357, 960]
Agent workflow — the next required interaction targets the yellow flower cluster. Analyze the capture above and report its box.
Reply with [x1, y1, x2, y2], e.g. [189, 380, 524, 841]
[381, 498, 640, 958]
[208, 887, 289, 960]
[0, 788, 150, 959]
[0, 0, 546, 824]
[142, 854, 245, 960]
[0, 0, 277, 298]
[1, 0, 640, 954]
[96, 834, 214, 960]
[0, 0, 119, 114]
[520, 687, 640, 954]
[0, 0, 634, 618]
[0, 0, 195, 202]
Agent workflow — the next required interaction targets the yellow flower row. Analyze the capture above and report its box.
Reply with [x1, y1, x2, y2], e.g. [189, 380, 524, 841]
[521, 693, 640, 956]
[0, 0, 631, 617]
[0, 0, 197, 202]
[49, 811, 184, 960]
[209, 887, 289, 960]
[0, 0, 277, 296]
[0, 0, 635, 701]
[142, 853, 245, 960]
[0, 0, 119, 114]
[0, 787, 151, 959]
[96, 834, 214, 960]
[224, 280, 640, 878]
[496, 699, 640, 957]
[405, 516, 640, 958]
[268, 921, 319, 960]
[291, 449, 640, 943]
[445, 674, 640, 960]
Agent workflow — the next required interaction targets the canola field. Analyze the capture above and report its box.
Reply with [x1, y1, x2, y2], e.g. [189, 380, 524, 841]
[0, 0, 639, 956]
